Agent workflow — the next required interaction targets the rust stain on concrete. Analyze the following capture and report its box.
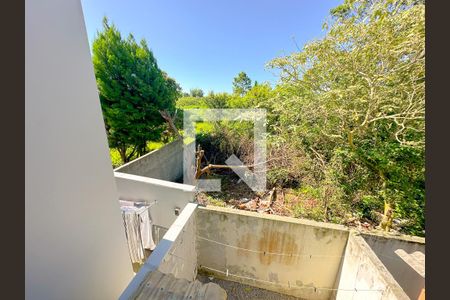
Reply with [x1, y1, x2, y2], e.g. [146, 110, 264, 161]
[258, 227, 298, 265]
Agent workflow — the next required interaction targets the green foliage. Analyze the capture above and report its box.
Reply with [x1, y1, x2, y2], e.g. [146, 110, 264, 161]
[92, 17, 180, 163]
[205, 195, 227, 207]
[228, 83, 273, 108]
[109, 141, 165, 169]
[109, 148, 128, 169]
[98, 0, 426, 236]
[195, 122, 214, 134]
[267, 167, 296, 188]
[147, 141, 165, 151]
[264, 0, 425, 235]
[190, 88, 204, 97]
[176, 96, 207, 109]
[204, 91, 231, 108]
[232, 71, 252, 96]
[195, 120, 254, 166]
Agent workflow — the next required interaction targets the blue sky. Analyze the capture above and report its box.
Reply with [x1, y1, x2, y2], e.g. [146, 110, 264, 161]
[81, 0, 342, 93]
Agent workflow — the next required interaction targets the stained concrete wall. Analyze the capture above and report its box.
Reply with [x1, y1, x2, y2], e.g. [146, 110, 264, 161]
[195, 206, 349, 300]
[119, 203, 198, 300]
[26, 0, 134, 299]
[335, 233, 409, 300]
[114, 172, 196, 229]
[115, 139, 184, 181]
[118, 205, 424, 300]
[362, 233, 425, 300]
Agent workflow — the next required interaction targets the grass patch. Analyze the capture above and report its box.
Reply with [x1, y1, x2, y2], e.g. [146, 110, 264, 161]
[195, 122, 214, 133]
[110, 148, 124, 169]
[205, 195, 227, 207]
[147, 141, 164, 151]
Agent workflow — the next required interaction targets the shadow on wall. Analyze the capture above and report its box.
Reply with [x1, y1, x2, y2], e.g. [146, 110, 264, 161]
[362, 233, 425, 300]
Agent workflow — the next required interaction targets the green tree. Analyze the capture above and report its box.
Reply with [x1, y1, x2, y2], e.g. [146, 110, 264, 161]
[232, 72, 252, 96]
[190, 88, 204, 97]
[204, 91, 230, 109]
[228, 82, 273, 108]
[92, 17, 180, 163]
[267, 0, 425, 234]
[176, 96, 207, 109]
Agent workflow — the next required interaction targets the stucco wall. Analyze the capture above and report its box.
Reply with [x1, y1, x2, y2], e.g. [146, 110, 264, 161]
[114, 172, 196, 229]
[335, 233, 409, 300]
[115, 139, 184, 182]
[362, 233, 425, 300]
[195, 206, 349, 300]
[25, 0, 134, 299]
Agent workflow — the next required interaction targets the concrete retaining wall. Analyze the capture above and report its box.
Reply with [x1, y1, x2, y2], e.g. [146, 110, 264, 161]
[118, 204, 425, 300]
[114, 172, 196, 229]
[115, 139, 184, 181]
[362, 233, 425, 300]
[335, 233, 409, 300]
[119, 203, 198, 300]
[195, 206, 349, 300]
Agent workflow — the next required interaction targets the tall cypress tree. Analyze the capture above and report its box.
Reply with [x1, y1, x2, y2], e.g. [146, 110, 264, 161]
[92, 17, 180, 163]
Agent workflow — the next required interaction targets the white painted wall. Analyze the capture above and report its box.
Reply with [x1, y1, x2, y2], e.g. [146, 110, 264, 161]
[25, 0, 134, 299]
[114, 172, 196, 229]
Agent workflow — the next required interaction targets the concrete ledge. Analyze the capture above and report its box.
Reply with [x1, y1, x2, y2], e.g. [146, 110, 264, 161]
[360, 230, 425, 244]
[198, 205, 349, 232]
[114, 172, 196, 193]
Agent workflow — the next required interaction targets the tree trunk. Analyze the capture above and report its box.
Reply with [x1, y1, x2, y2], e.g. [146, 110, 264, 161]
[118, 146, 128, 164]
[126, 146, 137, 162]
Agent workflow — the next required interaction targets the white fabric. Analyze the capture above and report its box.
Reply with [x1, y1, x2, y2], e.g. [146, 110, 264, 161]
[121, 209, 145, 263]
[119, 201, 156, 264]
[139, 210, 156, 250]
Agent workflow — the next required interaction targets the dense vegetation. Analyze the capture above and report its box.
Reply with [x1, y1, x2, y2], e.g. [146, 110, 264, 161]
[92, 18, 181, 163]
[266, 0, 425, 235]
[93, 0, 425, 236]
[177, 0, 425, 236]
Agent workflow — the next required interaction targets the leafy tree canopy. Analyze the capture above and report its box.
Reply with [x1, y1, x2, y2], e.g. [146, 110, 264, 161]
[228, 82, 273, 109]
[176, 96, 207, 109]
[204, 91, 230, 109]
[266, 0, 425, 234]
[92, 17, 180, 163]
[190, 88, 204, 97]
[232, 72, 252, 96]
